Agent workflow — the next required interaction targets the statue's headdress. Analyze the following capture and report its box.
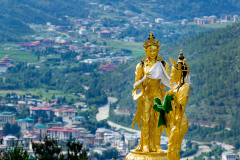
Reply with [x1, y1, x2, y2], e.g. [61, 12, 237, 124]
[169, 50, 190, 73]
[143, 31, 161, 49]
[169, 50, 191, 85]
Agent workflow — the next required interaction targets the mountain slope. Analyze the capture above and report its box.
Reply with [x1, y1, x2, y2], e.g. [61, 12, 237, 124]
[0, 0, 88, 24]
[0, 0, 89, 41]
[1, 0, 240, 41]
[0, 15, 34, 41]
[106, 0, 240, 20]
[100, 22, 240, 126]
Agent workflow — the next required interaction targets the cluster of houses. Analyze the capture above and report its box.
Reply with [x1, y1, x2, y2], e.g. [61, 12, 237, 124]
[0, 94, 142, 159]
[20, 15, 137, 70]
[154, 15, 239, 26]
[194, 15, 239, 25]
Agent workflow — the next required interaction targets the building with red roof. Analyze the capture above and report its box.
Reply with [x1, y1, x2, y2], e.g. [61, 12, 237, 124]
[43, 38, 54, 47]
[53, 108, 77, 122]
[30, 107, 53, 119]
[22, 41, 41, 50]
[99, 63, 117, 72]
[98, 30, 111, 38]
[47, 127, 78, 140]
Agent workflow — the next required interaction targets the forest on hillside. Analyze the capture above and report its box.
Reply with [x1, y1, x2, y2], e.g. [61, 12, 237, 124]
[100, 23, 240, 148]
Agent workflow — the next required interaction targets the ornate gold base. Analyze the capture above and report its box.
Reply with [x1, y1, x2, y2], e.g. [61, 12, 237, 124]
[126, 150, 168, 160]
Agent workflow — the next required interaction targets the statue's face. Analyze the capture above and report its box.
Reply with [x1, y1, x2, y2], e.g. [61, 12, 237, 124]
[171, 66, 181, 82]
[146, 45, 158, 59]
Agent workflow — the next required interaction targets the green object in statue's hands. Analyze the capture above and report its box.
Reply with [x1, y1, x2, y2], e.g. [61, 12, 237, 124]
[153, 94, 174, 127]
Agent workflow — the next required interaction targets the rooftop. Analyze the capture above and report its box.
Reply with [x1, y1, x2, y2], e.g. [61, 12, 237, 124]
[222, 151, 237, 156]
[30, 107, 52, 111]
[46, 121, 62, 125]
[0, 112, 16, 117]
[47, 127, 77, 132]
[53, 108, 76, 113]
[16, 117, 34, 123]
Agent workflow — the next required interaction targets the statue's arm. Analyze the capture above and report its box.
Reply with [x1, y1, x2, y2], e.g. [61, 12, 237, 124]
[134, 62, 144, 88]
[132, 62, 144, 128]
[132, 62, 144, 100]
[178, 83, 191, 113]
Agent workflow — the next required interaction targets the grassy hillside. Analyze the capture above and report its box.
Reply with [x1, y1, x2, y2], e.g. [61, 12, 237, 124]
[1, 0, 240, 42]
[162, 23, 240, 125]
[0, 15, 34, 41]
[0, 0, 88, 25]
[1, 0, 240, 41]
[0, 0, 89, 41]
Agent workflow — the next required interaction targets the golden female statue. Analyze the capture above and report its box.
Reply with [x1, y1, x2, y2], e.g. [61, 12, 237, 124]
[126, 32, 171, 160]
[167, 51, 191, 160]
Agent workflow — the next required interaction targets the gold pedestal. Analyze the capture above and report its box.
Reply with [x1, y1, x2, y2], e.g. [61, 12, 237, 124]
[126, 150, 168, 160]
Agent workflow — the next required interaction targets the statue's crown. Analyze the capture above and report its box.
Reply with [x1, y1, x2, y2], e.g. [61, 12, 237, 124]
[169, 50, 190, 72]
[143, 31, 161, 49]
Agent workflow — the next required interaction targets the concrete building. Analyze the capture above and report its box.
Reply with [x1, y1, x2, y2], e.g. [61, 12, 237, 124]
[96, 128, 112, 138]
[34, 123, 49, 138]
[0, 120, 7, 128]
[123, 37, 135, 42]
[3, 135, 18, 147]
[155, 18, 164, 24]
[98, 30, 111, 39]
[23, 132, 39, 143]
[181, 19, 188, 25]
[30, 106, 53, 119]
[79, 28, 87, 37]
[98, 64, 117, 72]
[233, 15, 239, 22]
[46, 121, 62, 128]
[47, 127, 78, 140]
[0, 112, 16, 124]
[222, 151, 237, 160]
[225, 15, 231, 21]
[53, 108, 76, 122]
[94, 137, 104, 146]
[85, 134, 95, 145]
[16, 117, 34, 131]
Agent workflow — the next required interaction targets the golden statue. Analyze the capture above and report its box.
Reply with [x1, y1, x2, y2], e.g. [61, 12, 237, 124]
[166, 51, 191, 160]
[126, 32, 171, 160]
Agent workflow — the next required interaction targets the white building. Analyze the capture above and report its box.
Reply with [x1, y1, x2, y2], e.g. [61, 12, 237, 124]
[0, 112, 16, 124]
[123, 37, 135, 42]
[3, 135, 18, 147]
[16, 117, 34, 131]
[79, 28, 87, 37]
[233, 15, 239, 22]
[181, 19, 188, 25]
[47, 127, 78, 140]
[222, 151, 237, 160]
[155, 18, 164, 24]
[53, 108, 76, 122]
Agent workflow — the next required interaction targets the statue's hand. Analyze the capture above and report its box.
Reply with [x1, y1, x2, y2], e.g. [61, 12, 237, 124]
[167, 90, 174, 96]
[146, 71, 152, 76]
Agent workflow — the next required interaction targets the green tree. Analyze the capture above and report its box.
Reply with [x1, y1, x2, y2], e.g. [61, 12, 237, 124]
[32, 136, 62, 160]
[0, 138, 30, 160]
[3, 123, 20, 136]
[32, 136, 88, 160]
[66, 140, 88, 160]
[3, 123, 11, 135]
